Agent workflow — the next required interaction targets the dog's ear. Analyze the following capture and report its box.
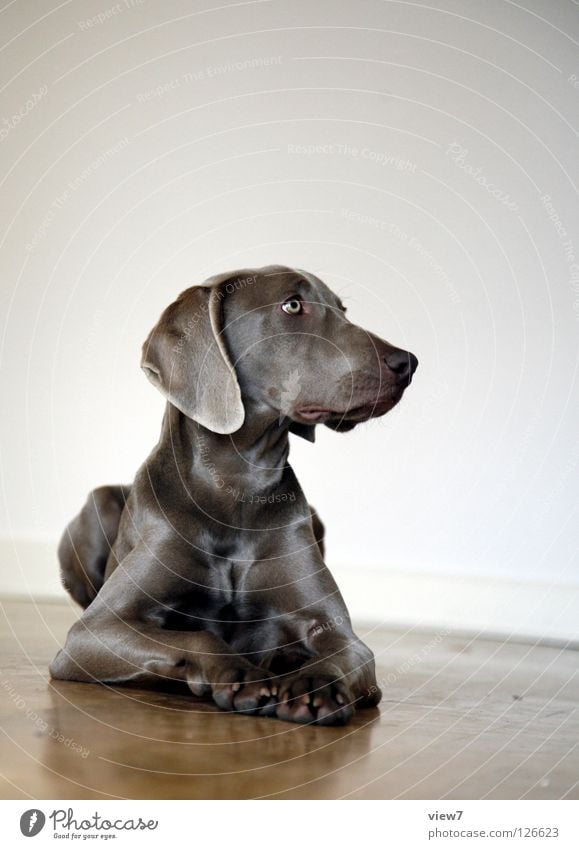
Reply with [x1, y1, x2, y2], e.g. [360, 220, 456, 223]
[141, 275, 245, 434]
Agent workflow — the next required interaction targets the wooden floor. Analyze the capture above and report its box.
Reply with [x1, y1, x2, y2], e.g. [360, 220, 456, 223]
[0, 598, 577, 800]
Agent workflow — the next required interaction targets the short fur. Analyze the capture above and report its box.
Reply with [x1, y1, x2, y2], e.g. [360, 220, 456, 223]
[51, 265, 418, 725]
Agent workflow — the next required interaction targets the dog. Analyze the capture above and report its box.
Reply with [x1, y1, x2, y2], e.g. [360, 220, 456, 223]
[51, 265, 418, 725]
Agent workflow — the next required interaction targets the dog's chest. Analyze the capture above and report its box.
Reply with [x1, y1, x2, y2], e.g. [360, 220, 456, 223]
[160, 530, 261, 629]
[201, 527, 258, 587]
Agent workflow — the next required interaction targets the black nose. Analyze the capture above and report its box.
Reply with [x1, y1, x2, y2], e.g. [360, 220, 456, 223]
[384, 349, 419, 381]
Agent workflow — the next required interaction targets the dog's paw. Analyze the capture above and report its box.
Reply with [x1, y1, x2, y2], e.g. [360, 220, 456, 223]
[276, 675, 354, 726]
[211, 666, 278, 716]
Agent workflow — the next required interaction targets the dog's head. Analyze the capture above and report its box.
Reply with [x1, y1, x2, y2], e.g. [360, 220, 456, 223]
[141, 265, 418, 437]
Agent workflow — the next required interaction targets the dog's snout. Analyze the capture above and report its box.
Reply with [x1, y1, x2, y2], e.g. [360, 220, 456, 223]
[384, 349, 419, 381]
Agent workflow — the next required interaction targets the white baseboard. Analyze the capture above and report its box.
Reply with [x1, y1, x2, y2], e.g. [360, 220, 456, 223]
[1, 538, 578, 643]
[336, 565, 579, 644]
[0, 537, 65, 597]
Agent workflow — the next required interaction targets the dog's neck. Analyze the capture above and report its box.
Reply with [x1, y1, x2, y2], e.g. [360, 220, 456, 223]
[160, 402, 293, 494]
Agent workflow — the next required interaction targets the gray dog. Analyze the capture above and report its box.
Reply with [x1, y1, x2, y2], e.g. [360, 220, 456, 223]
[51, 265, 418, 725]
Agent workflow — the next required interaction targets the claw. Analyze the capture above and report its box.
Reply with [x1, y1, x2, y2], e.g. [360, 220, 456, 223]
[274, 677, 354, 725]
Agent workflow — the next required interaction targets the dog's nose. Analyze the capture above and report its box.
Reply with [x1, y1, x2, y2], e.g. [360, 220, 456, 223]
[384, 349, 419, 381]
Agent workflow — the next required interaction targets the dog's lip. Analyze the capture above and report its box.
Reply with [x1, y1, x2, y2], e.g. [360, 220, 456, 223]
[337, 400, 393, 421]
[296, 396, 397, 423]
[296, 406, 332, 421]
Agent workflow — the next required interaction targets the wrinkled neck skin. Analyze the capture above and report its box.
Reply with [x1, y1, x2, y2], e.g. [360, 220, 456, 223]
[158, 401, 297, 511]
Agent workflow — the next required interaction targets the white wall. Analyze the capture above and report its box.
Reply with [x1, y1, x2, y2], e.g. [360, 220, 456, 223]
[1, 0, 578, 640]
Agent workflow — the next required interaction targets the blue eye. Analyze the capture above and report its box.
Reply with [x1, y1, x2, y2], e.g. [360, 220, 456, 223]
[282, 298, 303, 315]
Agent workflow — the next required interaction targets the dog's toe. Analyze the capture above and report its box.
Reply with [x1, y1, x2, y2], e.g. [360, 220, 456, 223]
[212, 667, 278, 716]
[276, 676, 354, 726]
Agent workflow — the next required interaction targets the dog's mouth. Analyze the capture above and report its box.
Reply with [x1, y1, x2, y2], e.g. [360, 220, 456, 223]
[296, 406, 333, 422]
[295, 392, 403, 427]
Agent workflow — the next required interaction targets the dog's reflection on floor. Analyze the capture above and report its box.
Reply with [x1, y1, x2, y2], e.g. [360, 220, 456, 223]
[44, 679, 381, 798]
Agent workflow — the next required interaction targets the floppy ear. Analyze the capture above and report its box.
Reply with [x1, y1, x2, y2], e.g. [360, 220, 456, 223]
[141, 276, 245, 434]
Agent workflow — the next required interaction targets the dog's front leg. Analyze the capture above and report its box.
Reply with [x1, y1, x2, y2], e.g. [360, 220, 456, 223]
[51, 618, 278, 715]
[50, 547, 278, 716]
[243, 543, 382, 725]
[275, 624, 382, 725]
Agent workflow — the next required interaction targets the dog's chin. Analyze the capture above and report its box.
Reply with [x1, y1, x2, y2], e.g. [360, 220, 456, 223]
[294, 389, 404, 432]
[325, 398, 400, 431]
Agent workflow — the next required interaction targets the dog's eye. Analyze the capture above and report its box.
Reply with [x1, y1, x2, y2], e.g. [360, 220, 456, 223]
[282, 298, 303, 315]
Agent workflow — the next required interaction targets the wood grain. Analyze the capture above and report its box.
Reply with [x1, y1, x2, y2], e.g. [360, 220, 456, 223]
[1, 599, 577, 799]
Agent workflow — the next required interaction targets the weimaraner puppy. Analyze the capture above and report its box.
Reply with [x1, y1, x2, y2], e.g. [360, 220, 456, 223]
[51, 265, 418, 725]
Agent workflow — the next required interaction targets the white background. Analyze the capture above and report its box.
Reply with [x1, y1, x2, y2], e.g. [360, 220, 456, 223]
[0, 0, 578, 640]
